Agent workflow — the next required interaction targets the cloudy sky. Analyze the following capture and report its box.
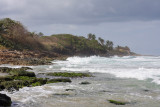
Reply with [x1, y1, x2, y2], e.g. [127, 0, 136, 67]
[0, 0, 160, 55]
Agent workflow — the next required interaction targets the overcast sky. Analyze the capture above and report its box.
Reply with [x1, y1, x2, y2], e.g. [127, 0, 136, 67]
[0, 0, 160, 55]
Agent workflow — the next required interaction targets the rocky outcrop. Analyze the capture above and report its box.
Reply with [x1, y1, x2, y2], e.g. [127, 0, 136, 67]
[0, 50, 58, 65]
[0, 93, 12, 106]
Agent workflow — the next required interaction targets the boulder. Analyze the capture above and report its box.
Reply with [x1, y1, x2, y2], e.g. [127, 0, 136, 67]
[0, 93, 12, 106]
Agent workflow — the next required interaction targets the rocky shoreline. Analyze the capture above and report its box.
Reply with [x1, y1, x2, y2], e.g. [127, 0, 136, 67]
[0, 49, 138, 66]
[0, 66, 93, 106]
[0, 50, 69, 65]
[0, 49, 138, 107]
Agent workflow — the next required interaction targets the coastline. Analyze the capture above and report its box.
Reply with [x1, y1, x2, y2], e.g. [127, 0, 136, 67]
[1, 55, 160, 107]
[0, 49, 139, 66]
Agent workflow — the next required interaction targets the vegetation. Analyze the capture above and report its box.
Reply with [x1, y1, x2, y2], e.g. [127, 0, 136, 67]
[46, 72, 92, 78]
[105, 40, 113, 51]
[87, 33, 96, 40]
[108, 100, 126, 105]
[0, 67, 35, 77]
[98, 37, 105, 46]
[0, 67, 72, 91]
[0, 18, 44, 51]
[0, 18, 135, 65]
[46, 78, 71, 84]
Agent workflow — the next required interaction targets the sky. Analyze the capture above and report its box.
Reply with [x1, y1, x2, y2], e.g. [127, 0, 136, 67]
[0, 0, 160, 55]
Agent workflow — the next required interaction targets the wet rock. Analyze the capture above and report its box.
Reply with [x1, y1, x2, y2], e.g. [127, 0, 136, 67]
[143, 89, 150, 92]
[53, 93, 70, 97]
[65, 89, 76, 91]
[0, 67, 72, 92]
[108, 100, 127, 105]
[0, 67, 35, 77]
[0, 76, 13, 82]
[0, 93, 12, 106]
[99, 90, 112, 93]
[0, 67, 12, 73]
[47, 78, 71, 84]
[8, 68, 35, 77]
[80, 81, 91, 85]
[20, 67, 33, 70]
[46, 72, 92, 78]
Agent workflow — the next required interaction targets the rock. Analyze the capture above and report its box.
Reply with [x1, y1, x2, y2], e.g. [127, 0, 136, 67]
[53, 93, 70, 97]
[0, 93, 12, 106]
[108, 100, 126, 105]
[79, 81, 91, 85]
[143, 89, 150, 92]
[65, 89, 76, 91]
[8, 68, 35, 77]
[21, 67, 33, 70]
[47, 78, 71, 84]
[0, 67, 35, 77]
[0, 67, 12, 73]
[46, 72, 92, 78]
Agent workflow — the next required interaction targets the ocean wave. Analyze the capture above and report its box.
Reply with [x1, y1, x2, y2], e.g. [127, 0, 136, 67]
[54, 56, 160, 84]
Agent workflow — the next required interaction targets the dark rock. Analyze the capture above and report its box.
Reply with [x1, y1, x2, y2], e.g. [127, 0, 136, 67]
[80, 81, 91, 85]
[65, 89, 76, 91]
[108, 100, 126, 105]
[0, 76, 13, 82]
[47, 78, 71, 84]
[0, 93, 12, 106]
[143, 89, 150, 92]
[9, 69, 35, 77]
[21, 67, 33, 70]
[0, 67, 12, 73]
[53, 93, 70, 97]
[46, 72, 92, 78]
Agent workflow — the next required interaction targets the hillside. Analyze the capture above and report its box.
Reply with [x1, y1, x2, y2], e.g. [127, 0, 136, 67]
[40, 34, 107, 56]
[0, 18, 136, 65]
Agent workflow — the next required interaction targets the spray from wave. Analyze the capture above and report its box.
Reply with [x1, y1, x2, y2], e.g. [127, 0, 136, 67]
[54, 56, 160, 84]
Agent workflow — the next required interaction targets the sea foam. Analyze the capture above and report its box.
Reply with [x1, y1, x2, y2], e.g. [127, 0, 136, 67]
[55, 56, 160, 84]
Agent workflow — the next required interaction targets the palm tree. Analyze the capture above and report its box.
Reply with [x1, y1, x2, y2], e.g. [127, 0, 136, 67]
[87, 33, 96, 40]
[98, 37, 104, 46]
[106, 40, 113, 50]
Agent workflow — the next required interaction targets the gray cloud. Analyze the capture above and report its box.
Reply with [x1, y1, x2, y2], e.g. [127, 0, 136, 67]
[0, 0, 160, 55]
[1, 0, 160, 25]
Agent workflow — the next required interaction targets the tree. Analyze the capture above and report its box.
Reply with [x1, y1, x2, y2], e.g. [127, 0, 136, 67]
[87, 33, 92, 40]
[37, 32, 44, 37]
[98, 37, 104, 46]
[106, 40, 113, 50]
[87, 33, 96, 40]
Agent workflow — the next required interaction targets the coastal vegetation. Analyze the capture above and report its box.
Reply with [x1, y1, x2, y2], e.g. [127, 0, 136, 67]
[0, 18, 136, 66]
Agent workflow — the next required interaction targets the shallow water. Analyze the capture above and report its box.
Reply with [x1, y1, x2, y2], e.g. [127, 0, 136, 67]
[1, 56, 160, 107]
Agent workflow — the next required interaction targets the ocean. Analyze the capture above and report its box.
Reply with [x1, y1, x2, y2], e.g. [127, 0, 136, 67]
[1, 56, 160, 107]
